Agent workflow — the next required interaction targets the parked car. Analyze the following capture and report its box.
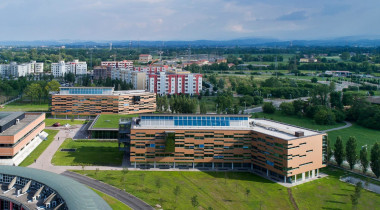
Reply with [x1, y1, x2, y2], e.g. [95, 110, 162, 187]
[53, 122, 61, 127]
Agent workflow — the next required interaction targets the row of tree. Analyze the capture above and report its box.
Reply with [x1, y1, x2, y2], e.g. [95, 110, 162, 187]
[330, 137, 380, 178]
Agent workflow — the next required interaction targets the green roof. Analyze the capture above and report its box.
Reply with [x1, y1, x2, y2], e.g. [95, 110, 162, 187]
[0, 166, 111, 210]
[90, 114, 139, 129]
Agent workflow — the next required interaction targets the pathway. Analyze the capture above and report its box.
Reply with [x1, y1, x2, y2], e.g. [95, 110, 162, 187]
[61, 171, 153, 210]
[321, 121, 352, 132]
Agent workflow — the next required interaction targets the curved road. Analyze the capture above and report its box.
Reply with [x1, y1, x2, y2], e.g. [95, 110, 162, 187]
[62, 171, 153, 210]
[321, 121, 352, 132]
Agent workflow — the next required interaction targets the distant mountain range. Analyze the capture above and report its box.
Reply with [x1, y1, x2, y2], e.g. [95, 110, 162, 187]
[1, 36, 380, 47]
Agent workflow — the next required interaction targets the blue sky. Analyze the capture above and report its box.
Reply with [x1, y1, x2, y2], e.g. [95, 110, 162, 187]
[0, 0, 378, 41]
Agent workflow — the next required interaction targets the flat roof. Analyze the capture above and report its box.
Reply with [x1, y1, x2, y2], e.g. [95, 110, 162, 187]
[0, 166, 111, 210]
[0, 113, 42, 136]
[0, 112, 24, 127]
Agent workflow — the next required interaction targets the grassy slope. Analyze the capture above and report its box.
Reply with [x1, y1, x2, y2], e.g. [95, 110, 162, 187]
[327, 123, 380, 152]
[93, 114, 139, 129]
[293, 167, 380, 210]
[19, 129, 59, 167]
[76, 169, 380, 210]
[91, 188, 131, 210]
[2, 100, 49, 112]
[76, 171, 292, 210]
[52, 139, 123, 166]
[44, 118, 88, 126]
[254, 111, 345, 131]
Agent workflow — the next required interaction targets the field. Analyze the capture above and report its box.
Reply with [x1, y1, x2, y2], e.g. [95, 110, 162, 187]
[93, 114, 139, 129]
[52, 139, 123, 166]
[254, 111, 346, 131]
[200, 96, 241, 113]
[91, 188, 131, 210]
[327, 123, 380, 152]
[76, 167, 380, 210]
[44, 118, 88, 126]
[19, 129, 59, 167]
[1, 100, 49, 112]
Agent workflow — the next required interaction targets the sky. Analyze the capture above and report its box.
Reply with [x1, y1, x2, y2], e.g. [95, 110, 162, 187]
[0, 0, 379, 41]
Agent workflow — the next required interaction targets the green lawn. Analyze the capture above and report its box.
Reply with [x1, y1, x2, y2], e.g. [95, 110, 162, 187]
[76, 167, 380, 210]
[91, 188, 131, 210]
[19, 129, 59, 167]
[293, 167, 380, 210]
[93, 114, 139, 129]
[254, 111, 346, 131]
[44, 118, 88, 126]
[52, 139, 123, 166]
[327, 123, 380, 152]
[1, 100, 49, 112]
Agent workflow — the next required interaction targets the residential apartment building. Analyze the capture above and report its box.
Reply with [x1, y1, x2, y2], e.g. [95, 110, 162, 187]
[121, 114, 327, 183]
[134, 65, 168, 73]
[93, 66, 112, 80]
[101, 60, 133, 70]
[51, 59, 87, 77]
[0, 112, 47, 165]
[139, 54, 152, 63]
[148, 72, 202, 95]
[51, 87, 156, 116]
[0, 61, 44, 77]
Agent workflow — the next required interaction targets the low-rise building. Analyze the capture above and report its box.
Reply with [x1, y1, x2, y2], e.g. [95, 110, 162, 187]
[139, 54, 152, 63]
[0, 112, 46, 165]
[101, 60, 133, 70]
[51, 87, 156, 116]
[120, 114, 327, 183]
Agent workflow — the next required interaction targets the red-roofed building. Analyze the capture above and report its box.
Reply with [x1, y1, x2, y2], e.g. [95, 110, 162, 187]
[139, 54, 153, 63]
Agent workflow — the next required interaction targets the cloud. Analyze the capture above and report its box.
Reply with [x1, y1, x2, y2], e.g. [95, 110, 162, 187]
[276, 11, 308, 21]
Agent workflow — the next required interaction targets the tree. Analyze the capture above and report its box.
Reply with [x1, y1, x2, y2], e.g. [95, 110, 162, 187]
[314, 109, 336, 125]
[218, 78, 225, 89]
[360, 146, 369, 174]
[334, 136, 345, 167]
[330, 91, 343, 109]
[245, 188, 251, 200]
[350, 182, 363, 209]
[155, 178, 162, 193]
[346, 136, 358, 170]
[311, 77, 318, 83]
[121, 167, 129, 184]
[173, 186, 181, 203]
[24, 83, 42, 103]
[200, 102, 207, 114]
[279, 102, 295, 115]
[370, 142, 380, 178]
[191, 195, 199, 208]
[262, 102, 276, 114]
[340, 52, 350, 61]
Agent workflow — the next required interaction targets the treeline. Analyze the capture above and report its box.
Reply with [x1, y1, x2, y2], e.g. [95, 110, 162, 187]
[63, 72, 133, 90]
[156, 95, 198, 114]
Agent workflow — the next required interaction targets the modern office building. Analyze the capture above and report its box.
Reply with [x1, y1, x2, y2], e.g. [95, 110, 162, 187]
[51, 87, 156, 116]
[148, 72, 202, 95]
[121, 114, 327, 183]
[0, 112, 46, 166]
[51, 59, 87, 77]
[101, 60, 133, 70]
[0, 166, 111, 210]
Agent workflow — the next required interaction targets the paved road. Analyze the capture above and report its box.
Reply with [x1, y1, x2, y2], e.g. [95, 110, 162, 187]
[321, 121, 352, 133]
[62, 171, 153, 210]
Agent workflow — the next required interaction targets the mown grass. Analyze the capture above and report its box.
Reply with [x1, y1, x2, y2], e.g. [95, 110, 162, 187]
[52, 139, 123, 166]
[2, 100, 49, 112]
[19, 129, 59, 167]
[91, 188, 131, 210]
[253, 111, 346, 131]
[44, 118, 88, 126]
[327, 123, 380, 152]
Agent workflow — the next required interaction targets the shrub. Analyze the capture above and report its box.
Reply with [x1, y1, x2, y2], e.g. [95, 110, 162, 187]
[314, 109, 336, 125]
[262, 102, 276, 114]
[279, 102, 295, 115]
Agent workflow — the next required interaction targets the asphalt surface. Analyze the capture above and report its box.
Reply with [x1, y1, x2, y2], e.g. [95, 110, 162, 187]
[62, 171, 154, 210]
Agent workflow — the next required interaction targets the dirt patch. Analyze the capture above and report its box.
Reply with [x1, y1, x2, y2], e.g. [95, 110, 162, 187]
[287, 188, 299, 210]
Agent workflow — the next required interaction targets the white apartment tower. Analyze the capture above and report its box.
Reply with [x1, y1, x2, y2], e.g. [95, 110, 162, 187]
[51, 60, 87, 77]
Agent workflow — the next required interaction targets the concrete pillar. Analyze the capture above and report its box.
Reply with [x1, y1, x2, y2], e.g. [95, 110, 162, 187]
[193, 162, 195, 169]
[173, 162, 176, 168]
[266, 169, 269, 176]
[309, 170, 311, 178]
[317, 168, 319, 176]
[134, 161, 136, 168]
[294, 175, 297, 183]
[284, 176, 286, 183]
[312, 169, 315, 177]
[232, 162, 234, 170]
[302, 172, 305, 181]
[154, 161, 156, 168]
[212, 162, 214, 169]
